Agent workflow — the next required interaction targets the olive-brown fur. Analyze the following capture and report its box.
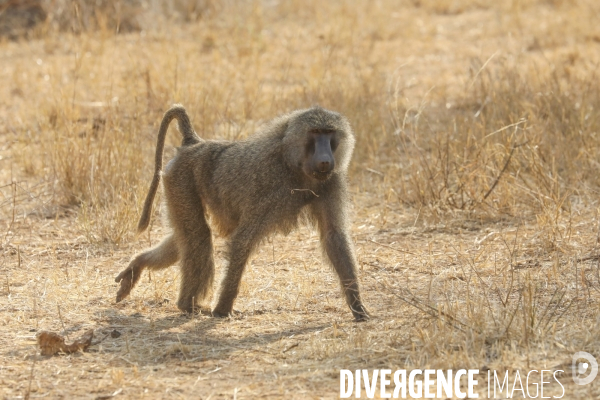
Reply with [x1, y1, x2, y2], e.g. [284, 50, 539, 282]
[115, 105, 369, 321]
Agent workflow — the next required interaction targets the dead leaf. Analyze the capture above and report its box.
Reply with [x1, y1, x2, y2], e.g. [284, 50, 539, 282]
[36, 329, 94, 356]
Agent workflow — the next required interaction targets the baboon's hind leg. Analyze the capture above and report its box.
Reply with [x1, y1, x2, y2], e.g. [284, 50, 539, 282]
[115, 234, 179, 302]
[212, 225, 261, 317]
[174, 221, 215, 312]
[167, 192, 215, 313]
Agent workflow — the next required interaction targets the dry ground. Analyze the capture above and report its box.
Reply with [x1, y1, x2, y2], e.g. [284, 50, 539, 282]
[2, 0, 600, 398]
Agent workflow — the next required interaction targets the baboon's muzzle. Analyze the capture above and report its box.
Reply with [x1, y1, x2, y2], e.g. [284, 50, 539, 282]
[311, 135, 335, 179]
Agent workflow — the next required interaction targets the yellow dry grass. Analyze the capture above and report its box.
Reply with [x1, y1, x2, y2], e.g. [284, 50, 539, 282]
[1, 0, 600, 398]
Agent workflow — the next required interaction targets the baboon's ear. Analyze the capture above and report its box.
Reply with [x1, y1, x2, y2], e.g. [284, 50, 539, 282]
[334, 128, 355, 173]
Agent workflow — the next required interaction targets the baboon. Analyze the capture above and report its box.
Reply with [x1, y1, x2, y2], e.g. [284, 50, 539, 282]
[115, 105, 369, 321]
[0, 0, 46, 39]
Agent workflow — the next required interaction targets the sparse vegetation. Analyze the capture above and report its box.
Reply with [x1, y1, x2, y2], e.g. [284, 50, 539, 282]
[1, 0, 600, 398]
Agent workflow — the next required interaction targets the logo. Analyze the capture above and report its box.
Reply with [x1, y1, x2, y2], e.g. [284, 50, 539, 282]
[572, 351, 598, 385]
[339, 353, 597, 399]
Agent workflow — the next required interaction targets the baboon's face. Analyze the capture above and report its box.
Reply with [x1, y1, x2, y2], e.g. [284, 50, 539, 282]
[303, 129, 338, 181]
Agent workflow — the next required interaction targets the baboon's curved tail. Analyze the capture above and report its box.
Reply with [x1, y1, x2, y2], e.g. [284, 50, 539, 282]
[137, 105, 201, 234]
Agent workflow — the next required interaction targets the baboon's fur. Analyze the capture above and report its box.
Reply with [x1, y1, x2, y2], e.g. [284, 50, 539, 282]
[115, 104, 369, 321]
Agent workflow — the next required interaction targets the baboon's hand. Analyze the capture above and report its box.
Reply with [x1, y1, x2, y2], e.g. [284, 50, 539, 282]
[115, 267, 142, 302]
[352, 305, 371, 322]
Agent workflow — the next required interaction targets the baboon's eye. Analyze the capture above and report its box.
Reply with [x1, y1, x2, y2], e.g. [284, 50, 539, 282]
[305, 138, 315, 154]
[331, 138, 339, 151]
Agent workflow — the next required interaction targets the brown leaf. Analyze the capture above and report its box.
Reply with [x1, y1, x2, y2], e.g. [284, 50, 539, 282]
[36, 329, 94, 356]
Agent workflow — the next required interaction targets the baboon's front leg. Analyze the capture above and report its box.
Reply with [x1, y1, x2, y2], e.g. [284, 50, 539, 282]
[115, 234, 179, 302]
[311, 189, 369, 321]
[322, 229, 369, 321]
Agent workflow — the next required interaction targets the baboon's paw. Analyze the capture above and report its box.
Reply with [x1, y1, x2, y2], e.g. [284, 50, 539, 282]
[177, 299, 198, 314]
[114, 268, 140, 303]
[115, 278, 133, 302]
[211, 309, 231, 318]
[352, 306, 371, 322]
[354, 313, 370, 322]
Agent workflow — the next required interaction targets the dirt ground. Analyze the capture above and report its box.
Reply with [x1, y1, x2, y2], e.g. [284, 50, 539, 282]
[2, 1, 600, 399]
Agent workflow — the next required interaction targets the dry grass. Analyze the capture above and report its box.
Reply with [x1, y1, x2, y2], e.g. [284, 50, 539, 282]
[2, 0, 600, 398]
